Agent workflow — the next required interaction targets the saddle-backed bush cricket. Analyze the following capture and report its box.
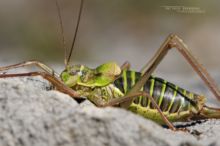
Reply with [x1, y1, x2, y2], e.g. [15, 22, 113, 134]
[0, 0, 220, 132]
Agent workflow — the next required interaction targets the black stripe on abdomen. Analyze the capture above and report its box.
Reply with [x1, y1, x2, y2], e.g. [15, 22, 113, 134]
[114, 70, 193, 113]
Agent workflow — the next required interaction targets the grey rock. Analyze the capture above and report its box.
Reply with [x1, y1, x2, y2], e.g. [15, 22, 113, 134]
[0, 76, 219, 146]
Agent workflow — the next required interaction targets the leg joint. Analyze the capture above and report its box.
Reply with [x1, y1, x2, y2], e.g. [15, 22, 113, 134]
[167, 34, 181, 48]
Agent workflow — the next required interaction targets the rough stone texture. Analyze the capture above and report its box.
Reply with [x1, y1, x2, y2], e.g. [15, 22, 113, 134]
[0, 76, 220, 146]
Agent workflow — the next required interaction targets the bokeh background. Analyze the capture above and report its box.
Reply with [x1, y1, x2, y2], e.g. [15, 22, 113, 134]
[0, 0, 220, 104]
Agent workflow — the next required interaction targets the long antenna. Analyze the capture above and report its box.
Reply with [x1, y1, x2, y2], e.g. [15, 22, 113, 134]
[66, 0, 84, 66]
[55, 0, 67, 66]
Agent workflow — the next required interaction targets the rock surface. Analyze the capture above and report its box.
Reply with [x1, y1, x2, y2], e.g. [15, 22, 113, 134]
[0, 76, 220, 146]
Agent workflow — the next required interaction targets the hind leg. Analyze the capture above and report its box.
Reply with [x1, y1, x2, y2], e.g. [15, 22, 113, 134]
[139, 34, 220, 101]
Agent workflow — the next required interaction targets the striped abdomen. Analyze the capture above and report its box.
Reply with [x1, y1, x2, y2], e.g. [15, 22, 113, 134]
[114, 70, 199, 113]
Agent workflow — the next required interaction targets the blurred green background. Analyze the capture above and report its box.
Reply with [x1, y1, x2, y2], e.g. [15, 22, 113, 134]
[0, 0, 219, 84]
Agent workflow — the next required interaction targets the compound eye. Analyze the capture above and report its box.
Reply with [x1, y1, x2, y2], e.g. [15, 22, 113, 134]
[69, 69, 79, 75]
[70, 71, 78, 76]
[70, 69, 83, 77]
